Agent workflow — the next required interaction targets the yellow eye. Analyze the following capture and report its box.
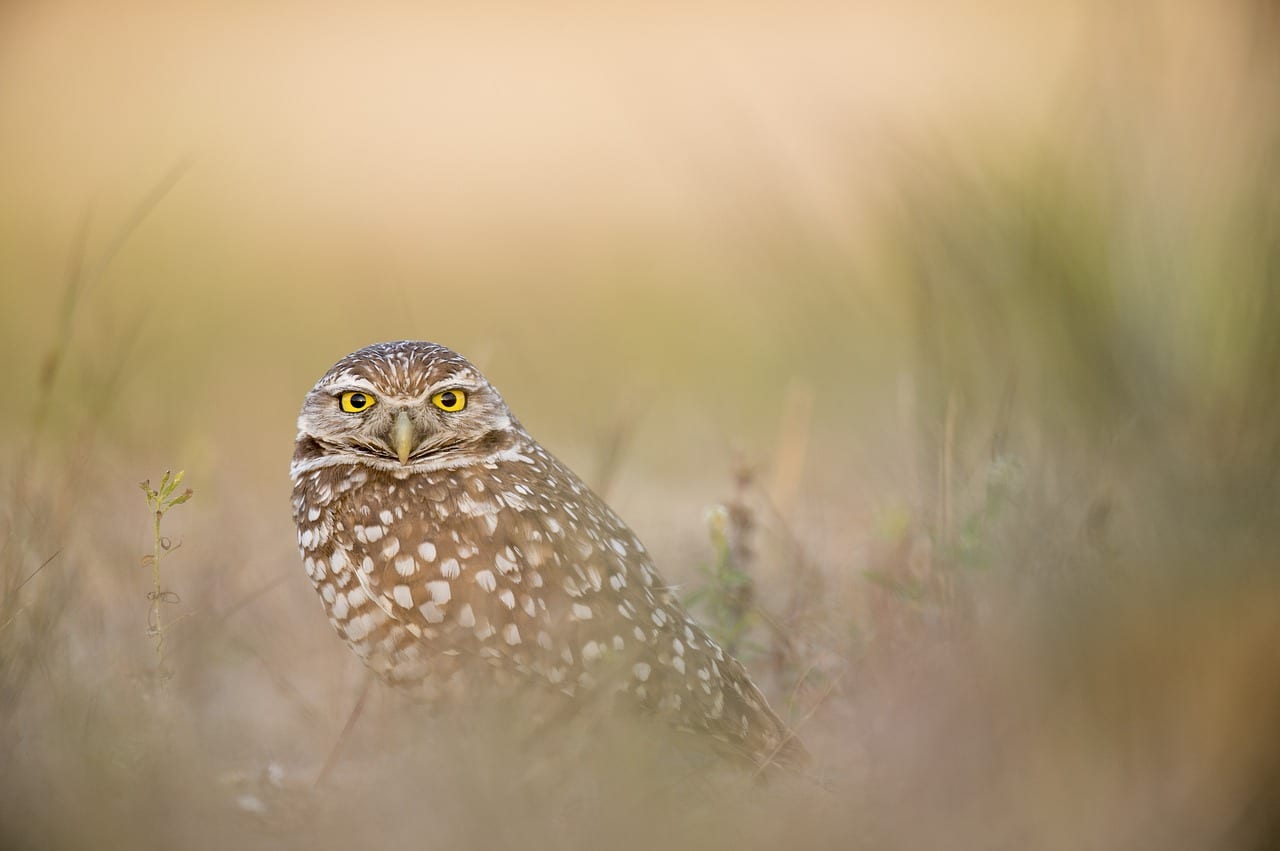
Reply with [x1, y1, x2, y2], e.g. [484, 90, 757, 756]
[339, 391, 376, 413]
[431, 389, 467, 412]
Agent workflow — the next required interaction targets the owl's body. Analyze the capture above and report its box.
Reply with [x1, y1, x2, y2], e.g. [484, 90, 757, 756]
[292, 341, 799, 769]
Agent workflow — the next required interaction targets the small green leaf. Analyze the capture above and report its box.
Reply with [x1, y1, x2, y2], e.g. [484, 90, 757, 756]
[162, 470, 185, 499]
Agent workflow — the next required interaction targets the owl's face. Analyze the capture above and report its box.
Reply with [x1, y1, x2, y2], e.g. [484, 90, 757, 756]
[295, 341, 517, 473]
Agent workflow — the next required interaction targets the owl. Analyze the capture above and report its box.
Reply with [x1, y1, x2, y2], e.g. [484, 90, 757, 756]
[291, 341, 802, 770]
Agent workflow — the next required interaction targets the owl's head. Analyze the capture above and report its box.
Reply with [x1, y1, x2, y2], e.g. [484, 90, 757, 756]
[294, 341, 518, 473]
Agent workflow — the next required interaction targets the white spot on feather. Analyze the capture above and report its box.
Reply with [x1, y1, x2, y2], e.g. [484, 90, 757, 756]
[346, 613, 373, 641]
[426, 581, 451, 604]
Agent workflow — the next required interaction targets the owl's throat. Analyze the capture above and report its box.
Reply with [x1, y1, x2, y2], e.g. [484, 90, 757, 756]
[291, 427, 521, 479]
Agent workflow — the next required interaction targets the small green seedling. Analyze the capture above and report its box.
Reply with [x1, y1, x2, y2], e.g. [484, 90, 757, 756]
[139, 470, 193, 675]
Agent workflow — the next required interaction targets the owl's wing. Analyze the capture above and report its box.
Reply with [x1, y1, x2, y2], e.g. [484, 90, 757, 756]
[452, 448, 803, 770]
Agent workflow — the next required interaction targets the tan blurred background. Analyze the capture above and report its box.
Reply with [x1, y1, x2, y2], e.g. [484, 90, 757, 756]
[2, 1, 1279, 849]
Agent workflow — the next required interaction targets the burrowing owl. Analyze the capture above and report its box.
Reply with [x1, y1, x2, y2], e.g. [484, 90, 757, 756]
[291, 341, 800, 769]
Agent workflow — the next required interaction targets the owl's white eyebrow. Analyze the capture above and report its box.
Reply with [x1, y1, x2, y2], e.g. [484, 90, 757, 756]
[424, 377, 481, 395]
[320, 378, 480, 403]
[325, 378, 379, 394]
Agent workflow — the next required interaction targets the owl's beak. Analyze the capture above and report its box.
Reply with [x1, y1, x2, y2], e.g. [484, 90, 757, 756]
[391, 410, 418, 464]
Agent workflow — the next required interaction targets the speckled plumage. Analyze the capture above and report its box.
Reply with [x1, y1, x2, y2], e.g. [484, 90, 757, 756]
[291, 341, 800, 769]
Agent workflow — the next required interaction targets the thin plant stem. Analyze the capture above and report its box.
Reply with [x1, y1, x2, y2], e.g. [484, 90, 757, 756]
[152, 507, 164, 664]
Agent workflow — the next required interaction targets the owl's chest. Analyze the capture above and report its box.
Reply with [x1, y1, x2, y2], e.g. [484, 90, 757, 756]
[307, 471, 562, 677]
[324, 470, 540, 598]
